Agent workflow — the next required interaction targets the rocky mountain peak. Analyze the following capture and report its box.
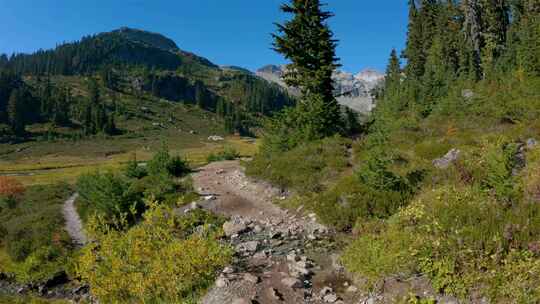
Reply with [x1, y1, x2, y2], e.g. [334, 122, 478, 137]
[256, 65, 385, 113]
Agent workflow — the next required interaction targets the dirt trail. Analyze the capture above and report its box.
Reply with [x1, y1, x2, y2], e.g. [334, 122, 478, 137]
[62, 193, 87, 246]
[191, 160, 286, 222]
[189, 161, 363, 304]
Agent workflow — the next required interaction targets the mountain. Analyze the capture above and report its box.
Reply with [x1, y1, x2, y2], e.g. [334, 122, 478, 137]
[256, 65, 384, 113]
[0, 28, 294, 137]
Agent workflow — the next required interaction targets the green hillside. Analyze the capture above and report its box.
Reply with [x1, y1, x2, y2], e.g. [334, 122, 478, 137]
[0, 27, 294, 142]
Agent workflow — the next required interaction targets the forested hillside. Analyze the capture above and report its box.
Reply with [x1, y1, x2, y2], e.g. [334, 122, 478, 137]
[0, 27, 293, 139]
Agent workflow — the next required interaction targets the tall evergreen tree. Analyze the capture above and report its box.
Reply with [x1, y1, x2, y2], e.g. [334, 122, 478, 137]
[273, 0, 343, 138]
[7, 89, 25, 135]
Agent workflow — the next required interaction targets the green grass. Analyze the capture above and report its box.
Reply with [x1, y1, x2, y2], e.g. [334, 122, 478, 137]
[0, 295, 71, 304]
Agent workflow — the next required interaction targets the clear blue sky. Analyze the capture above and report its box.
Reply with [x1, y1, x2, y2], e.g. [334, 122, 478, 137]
[0, 0, 408, 73]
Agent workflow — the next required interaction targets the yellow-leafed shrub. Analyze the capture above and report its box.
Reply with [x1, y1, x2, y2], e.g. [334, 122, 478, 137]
[77, 202, 232, 303]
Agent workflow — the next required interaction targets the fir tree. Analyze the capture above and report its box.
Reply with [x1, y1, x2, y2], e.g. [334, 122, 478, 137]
[7, 89, 25, 135]
[273, 0, 343, 138]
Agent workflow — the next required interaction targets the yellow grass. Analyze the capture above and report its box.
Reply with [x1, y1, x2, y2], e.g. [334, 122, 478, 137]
[0, 137, 259, 186]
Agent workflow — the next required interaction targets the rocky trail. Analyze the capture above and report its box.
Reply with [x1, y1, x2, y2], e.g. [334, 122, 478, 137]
[186, 161, 366, 304]
[62, 193, 87, 246]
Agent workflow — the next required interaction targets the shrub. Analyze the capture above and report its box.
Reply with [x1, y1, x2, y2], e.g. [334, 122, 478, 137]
[343, 185, 540, 300]
[147, 145, 190, 177]
[167, 155, 190, 177]
[0, 184, 73, 284]
[77, 171, 143, 225]
[247, 136, 350, 193]
[206, 147, 240, 162]
[0, 177, 25, 210]
[147, 145, 171, 176]
[129, 174, 177, 204]
[124, 156, 147, 179]
[0, 176, 25, 198]
[77, 202, 232, 303]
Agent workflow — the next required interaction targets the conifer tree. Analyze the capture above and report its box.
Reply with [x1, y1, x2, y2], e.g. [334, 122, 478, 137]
[273, 0, 343, 138]
[7, 89, 25, 135]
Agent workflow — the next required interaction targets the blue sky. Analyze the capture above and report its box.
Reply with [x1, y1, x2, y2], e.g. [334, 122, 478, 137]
[0, 0, 408, 73]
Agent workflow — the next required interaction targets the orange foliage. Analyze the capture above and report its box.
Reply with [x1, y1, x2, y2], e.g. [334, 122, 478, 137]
[0, 176, 25, 197]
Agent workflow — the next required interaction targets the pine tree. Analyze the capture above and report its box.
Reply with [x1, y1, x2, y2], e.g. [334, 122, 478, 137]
[7, 89, 25, 135]
[194, 80, 206, 108]
[273, 0, 343, 138]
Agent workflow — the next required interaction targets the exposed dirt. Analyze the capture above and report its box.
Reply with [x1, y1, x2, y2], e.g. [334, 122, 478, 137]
[189, 161, 364, 304]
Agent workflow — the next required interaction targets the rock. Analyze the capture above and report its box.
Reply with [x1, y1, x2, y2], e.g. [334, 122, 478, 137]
[236, 241, 259, 253]
[287, 253, 299, 262]
[281, 277, 303, 289]
[346, 285, 358, 293]
[223, 220, 248, 237]
[222, 266, 235, 274]
[320, 287, 333, 296]
[438, 296, 460, 304]
[267, 287, 283, 301]
[527, 138, 538, 149]
[253, 251, 268, 260]
[232, 298, 252, 304]
[204, 195, 217, 201]
[462, 89, 474, 100]
[253, 225, 263, 233]
[324, 293, 339, 303]
[433, 148, 461, 169]
[215, 277, 228, 288]
[208, 135, 225, 141]
[243, 273, 259, 284]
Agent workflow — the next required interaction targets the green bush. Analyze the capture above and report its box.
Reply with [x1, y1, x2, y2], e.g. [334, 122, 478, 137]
[206, 147, 240, 162]
[129, 174, 178, 204]
[247, 136, 350, 193]
[124, 157, 147, 179]
[147, 145, 190, 177]
[167, 155, 190, 177]
[77, 171, 144, 225]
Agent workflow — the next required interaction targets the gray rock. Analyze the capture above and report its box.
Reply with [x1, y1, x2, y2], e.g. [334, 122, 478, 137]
[324, 293, 338, 303]
[243, 273, 259, 284]
[281, 277, 303, 289]
[232, 298, 252, 304]
[223, 220, 248, 237]
[253, 225, 263, 233]
[433, 148, 461, 169]
[222, 266, 235, 274]
[236, 241, 259, 253]
[462, 89, 474, 100]
[346, 285, 358, 293]
[320, 286, 333, 296]
[215, 277, 228, 288]
[253, 251, 268, 260]
[267, 287, 283, 301]
[527, 138, 538, 149]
